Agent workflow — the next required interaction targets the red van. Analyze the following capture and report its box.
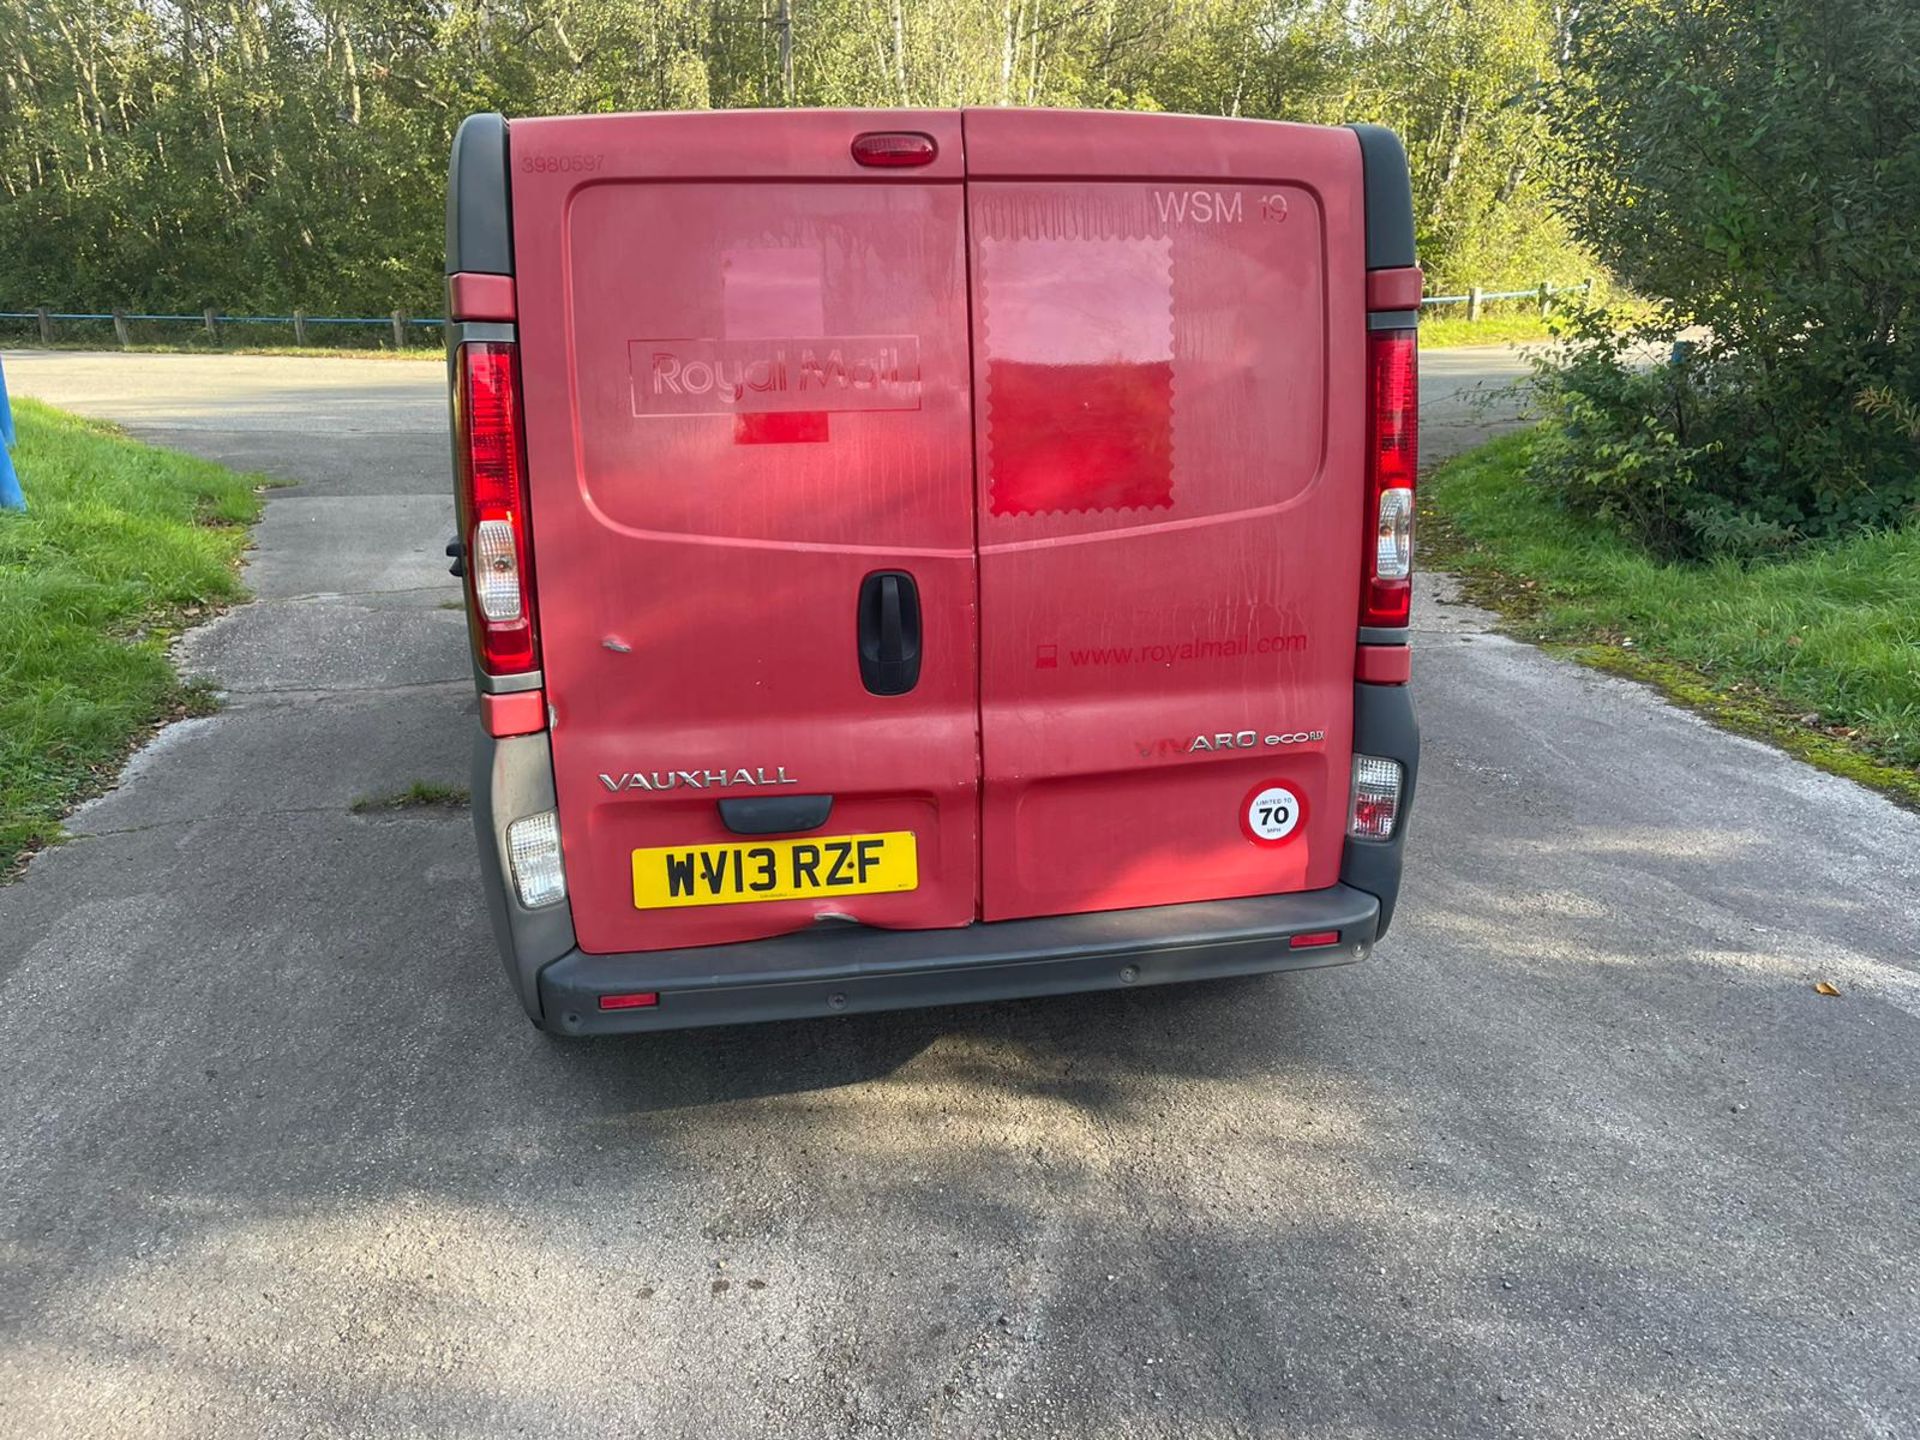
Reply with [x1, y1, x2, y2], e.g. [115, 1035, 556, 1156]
[445, 108, 1420, 1035]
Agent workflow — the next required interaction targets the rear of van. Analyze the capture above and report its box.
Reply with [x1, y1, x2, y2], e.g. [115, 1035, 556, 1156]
[446, 107, 1420, 1034]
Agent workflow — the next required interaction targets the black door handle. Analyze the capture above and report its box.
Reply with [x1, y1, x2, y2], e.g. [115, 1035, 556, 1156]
[857, 570, 922, 695]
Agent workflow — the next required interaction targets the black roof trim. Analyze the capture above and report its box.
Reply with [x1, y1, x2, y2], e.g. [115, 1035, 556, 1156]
[447, 113, 513, 276]
[1346, 124, 1416, 271]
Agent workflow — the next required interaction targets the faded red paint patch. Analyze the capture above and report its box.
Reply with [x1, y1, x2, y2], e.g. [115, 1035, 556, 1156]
[734, 412, 829, 444]
[986, 360, 1174, 515]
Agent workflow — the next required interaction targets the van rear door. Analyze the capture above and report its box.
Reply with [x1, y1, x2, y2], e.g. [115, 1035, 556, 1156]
[509, 111, 979, 955]
[963, 111, 1368, 921]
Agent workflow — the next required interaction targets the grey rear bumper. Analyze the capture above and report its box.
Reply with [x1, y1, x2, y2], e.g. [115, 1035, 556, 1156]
[537, 885, 1379, 1035]
[472, 679, 1415, 1033]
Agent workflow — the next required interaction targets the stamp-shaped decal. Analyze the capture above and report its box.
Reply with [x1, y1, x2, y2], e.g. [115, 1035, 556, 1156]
[979, 236, 1175, 516]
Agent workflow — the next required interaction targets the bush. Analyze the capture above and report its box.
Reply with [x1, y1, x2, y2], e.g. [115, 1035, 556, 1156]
[1534, 0, 1920, 561]
[1528, 312, 1920, 560]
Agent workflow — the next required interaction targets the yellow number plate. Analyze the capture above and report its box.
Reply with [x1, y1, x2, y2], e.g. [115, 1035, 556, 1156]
[631, 831, 919, 910]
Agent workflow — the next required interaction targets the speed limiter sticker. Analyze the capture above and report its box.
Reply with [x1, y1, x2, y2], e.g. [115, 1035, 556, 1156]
[1241, 782, 1307, 846]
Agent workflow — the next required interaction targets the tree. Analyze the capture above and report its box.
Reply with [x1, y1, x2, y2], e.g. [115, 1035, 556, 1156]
[0, 0, 1586, 320]
[1532, 0, 1920, 557]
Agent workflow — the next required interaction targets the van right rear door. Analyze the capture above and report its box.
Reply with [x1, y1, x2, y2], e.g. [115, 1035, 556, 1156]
[963, 110, 1369, 922]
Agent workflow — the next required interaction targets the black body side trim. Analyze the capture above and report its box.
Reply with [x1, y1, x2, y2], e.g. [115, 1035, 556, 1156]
[1340, 681, 1419, 937]
[446, 113, 513, 276]
[1346, 123, 1416, 271]
[719, 795, 835, 836]
[538, 886, 1380, 1035]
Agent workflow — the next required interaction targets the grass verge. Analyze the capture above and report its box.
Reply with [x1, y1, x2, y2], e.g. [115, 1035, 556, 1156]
[0, 398, 267, 875]
[1422, 427, 1920, 806]
[350, 781, 470, 814]
[1419, 311, 1560, 349]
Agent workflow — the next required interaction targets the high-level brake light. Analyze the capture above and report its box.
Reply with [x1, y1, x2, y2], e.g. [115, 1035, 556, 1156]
[1363, 329, 1418, 628]
[456, 341, 539, 673]
[851, 132, 937, 167]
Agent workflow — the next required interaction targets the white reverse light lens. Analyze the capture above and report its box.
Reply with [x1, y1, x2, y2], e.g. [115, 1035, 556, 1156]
[472, 518, 523, 622]
[1348, 755, 1404, 840]
[506, 810, 567, 908]
[1375, 487, 1414, 580]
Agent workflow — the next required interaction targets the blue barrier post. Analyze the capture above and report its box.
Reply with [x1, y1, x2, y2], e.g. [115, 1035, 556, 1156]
[0, 354, 22, 512]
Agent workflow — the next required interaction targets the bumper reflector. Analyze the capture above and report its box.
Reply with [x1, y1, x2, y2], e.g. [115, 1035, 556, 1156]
[599, 991, 660, 1011]
[506, 810, 567, 909]
[1348, 755, 1404, 841]
[1289, 930, 1341, 950]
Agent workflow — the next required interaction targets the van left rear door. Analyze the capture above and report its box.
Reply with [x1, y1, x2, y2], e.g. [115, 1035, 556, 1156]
[508, 111, 980, 955]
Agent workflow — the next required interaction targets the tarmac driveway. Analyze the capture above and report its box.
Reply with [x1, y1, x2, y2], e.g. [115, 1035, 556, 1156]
[2, 348, 1917, 1438]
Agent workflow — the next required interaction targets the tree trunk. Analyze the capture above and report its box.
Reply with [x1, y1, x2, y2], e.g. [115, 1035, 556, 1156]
[1000, 0, 1018, 106]
[1428, 95, 1472, 225]
[890, 0, 908, 104]
[340, 24, 363, 124]
[777, 0, 793, 103]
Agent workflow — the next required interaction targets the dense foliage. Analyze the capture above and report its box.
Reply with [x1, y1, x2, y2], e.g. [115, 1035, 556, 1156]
[0, 0, 1585, 317]
[1532, 0, 1920, 560]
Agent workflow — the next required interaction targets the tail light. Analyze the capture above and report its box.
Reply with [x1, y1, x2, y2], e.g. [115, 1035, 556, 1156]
[455, 341, 539, 673]
[1363, 329, 1418, 628]
[506, 809, 567, 908]
[1348, 754, 1404, 840]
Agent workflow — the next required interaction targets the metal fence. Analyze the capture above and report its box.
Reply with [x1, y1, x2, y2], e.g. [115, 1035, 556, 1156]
[1422, 278, 1595, 320]
[2, 279, 1597, 348]
[0, 308, 439, 348]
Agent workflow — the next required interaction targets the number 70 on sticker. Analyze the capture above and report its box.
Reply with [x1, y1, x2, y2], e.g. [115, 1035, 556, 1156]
[1241, 782, 1306, 846]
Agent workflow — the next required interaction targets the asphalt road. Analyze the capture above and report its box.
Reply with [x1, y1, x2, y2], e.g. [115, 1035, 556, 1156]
[3, 347, 1917, 1439]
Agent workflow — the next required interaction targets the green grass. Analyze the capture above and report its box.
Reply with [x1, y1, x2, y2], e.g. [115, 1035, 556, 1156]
[1423, 427, 1920, 805]
[0, 399, 266, 874]
[350, 780, 470, 813]
[1419, 310, 1561, 349]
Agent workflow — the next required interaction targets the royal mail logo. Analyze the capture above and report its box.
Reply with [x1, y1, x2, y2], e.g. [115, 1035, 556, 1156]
[629, 336, 921, 417]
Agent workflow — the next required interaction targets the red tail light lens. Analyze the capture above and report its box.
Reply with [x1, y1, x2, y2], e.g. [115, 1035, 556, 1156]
[1363, 328, 1418, 629]
[456, 341, 539, 673]
[851, 132, 937, 167]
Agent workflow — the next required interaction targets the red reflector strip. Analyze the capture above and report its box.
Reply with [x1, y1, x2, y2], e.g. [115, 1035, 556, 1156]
[1355, 644, 1411, 685]
[851, 132, 937, 167]
[1289, 931, 1341, 950]
[447, 271, 517, 323]
[598, 992, 660, 1011]
[481, 690, 546, 737]
[1365, 266, 1424, 311]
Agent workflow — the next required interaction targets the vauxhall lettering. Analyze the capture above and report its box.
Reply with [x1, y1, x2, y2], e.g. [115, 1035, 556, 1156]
[598, 767, 799, 794]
